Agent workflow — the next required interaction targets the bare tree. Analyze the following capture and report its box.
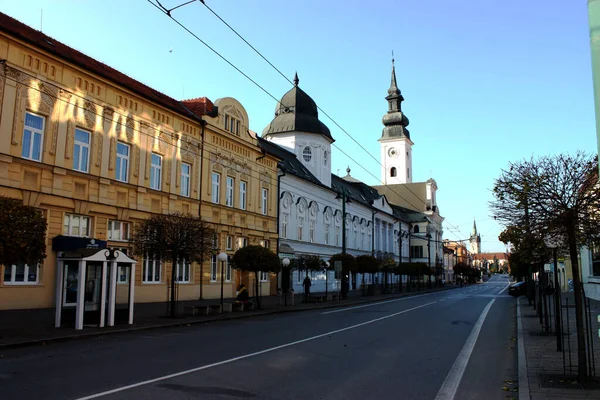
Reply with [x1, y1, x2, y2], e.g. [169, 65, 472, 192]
[491, 151, 599, 381]
[131, 213, 214, 318]
[230, 245, 281, 309]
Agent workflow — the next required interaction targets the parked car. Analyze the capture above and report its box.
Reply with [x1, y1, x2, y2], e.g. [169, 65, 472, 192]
[508, 281, 527, 297]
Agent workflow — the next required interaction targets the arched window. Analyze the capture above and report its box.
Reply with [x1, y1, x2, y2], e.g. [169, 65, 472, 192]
[413, 225, 420, 233]
[390, 167, 397, 177]
[302, 146, 312, 162]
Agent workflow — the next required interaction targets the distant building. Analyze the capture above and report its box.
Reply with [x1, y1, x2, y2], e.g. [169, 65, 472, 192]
[469, 219, 481, 254]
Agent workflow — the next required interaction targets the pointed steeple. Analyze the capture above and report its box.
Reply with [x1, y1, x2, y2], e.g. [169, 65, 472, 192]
[380, 57, 410, 141]
[472, 219, 478, 236]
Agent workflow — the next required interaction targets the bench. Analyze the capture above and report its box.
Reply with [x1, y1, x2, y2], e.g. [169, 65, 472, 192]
[184, 305, 207, 316]
[328, 293, 340, 301]
[243, 301, 255, 311]
[223, 302, 244, 312]
[207, 304, 222, 315]
[308, 295, 326, 303]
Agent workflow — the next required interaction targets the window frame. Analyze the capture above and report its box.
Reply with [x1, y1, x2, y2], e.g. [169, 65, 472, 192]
[115, 142, 130, 183]
[210, 255, 218, 282]
[239, 181, 247, 210]
[226, 235, 233, 250]
[63, 214, 91, 237]
[150, 153, 162, 190]
[108, 220, 130, 241]
[211, 172, 220, 204]
[261, 188, 268, 215]
[22, 111, 45, 162]
[73, 128, 91, 173]
[142, 254, 162, 283]
[3, 263, 39, 285]
[180, 162, 191, 197]
[226, 176, 234, 207]
[225, 256, 232, 282]
[176, 257, 191, 284]
[282, 214, 288, 239]
[302, 146, 312, 162]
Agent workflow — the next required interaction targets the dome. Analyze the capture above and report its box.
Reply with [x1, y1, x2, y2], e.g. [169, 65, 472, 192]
[262, 74, 333, 141]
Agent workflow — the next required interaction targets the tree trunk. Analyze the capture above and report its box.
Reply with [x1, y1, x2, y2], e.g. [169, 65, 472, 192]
[170, 256, 177, 318]
[567, 220, 588, 381]
[255, 271, 260, 309]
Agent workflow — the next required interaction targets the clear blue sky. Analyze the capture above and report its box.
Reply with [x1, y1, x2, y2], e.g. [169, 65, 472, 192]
[3, 0, 596, 252]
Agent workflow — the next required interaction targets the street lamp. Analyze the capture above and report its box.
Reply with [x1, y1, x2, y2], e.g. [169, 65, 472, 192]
[325, 261, 330, 299]
[218, 252, 228, 308]
[282, 258, 290, 306]
[545, 237, 562, 351]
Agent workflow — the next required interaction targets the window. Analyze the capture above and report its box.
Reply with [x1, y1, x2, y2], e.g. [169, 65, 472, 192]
[324, 224, 330, 245]
[261, 188, 268, 215]
[413, 225, 420, 234]
[302, 146, 312, 162]
[323, 151, 328, 165]
[298, 217, 304, 240]
[108, 220, 130, 241]
[117, 265, 129, 284]
[73, 128, 90, 173]
[115, 142, 130, 182]
[260, 271, 269, 282]
[180, 163, 191, 197]
[410, 246, 424, 259]
[210, 255, 218, 282]
[212, 233, 219, 251]
[143, 254, 161, 283]
[63, 214, 91, 237]
[309, 220, 315, 243]
[225, 256, 232, 282]
[282, 214, 288, 238]
[226, 235, 233, 250]
[226, 176, 234, 207]
[354, 226, 358, 249]
[176, 258, 191, 283]
[236, 120, 240, 135]
[22, 112, 44, 162]
[237, 237, 248, 249]
[239, 181, 247, 210]
[362, 230, 366, 249]
[335, 227, 340, 246]
[3, 263, 39, 285]
[390, 167, 397, 177]
[150, 153, 162, 190]
[230, 118, 235, 133]
[407, 168, 410, 179]
[592, 241, 600, 277]
[259, 239, 270, 249]
[224, 115, 229, 130]
[211, 172, 220, 203]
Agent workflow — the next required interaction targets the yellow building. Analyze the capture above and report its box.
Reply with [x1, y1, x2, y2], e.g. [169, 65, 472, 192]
[0, 12, 279, 313]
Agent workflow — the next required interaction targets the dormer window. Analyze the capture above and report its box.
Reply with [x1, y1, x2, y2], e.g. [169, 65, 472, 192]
[224, 114, 240, 136]
[302, 146, 312, 162]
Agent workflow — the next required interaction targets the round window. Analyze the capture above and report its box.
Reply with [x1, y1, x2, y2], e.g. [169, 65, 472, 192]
[303, 146, 312, 162]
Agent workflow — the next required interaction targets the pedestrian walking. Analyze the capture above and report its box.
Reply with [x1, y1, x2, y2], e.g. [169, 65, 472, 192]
[303, 275, 312, 303]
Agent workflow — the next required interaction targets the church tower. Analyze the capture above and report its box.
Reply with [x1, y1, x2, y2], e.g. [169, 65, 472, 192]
[469, 219, 481, 254]
[379, 58, 413, 184]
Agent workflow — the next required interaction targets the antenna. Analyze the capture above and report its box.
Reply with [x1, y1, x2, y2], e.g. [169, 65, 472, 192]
[40, 9, 43, 32]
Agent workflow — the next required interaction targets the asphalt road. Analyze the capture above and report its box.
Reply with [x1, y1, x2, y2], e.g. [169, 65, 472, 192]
[0, 275, 517, 400]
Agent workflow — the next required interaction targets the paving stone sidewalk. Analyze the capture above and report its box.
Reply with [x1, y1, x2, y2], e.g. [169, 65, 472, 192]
[519, 295, 600, 400]
[0, 285, 453, 349]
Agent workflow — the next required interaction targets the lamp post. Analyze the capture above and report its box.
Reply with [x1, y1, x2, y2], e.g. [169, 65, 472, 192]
[545, 238, 562, 351]
[217, 252, 227, 308]
[325, 261, 330, 299]
[282, 257, 290, 306]
[336, 189, 351, 298]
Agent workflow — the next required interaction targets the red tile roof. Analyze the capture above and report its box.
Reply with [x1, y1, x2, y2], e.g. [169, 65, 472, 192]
[181, 97, 215, 118]
[0, 11, 210, 121]
[473, 252, 509, 261]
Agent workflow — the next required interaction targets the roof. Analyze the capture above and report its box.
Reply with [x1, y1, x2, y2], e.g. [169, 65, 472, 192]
[0, 11, 208, 122]
[473, 252, 510, 261]
[373, 183, 428, 212]
[391, 204, 429, 223]
[262, 75, 333, 141]
[331, 175, 383, 208]
[181, 97, 216, 118]
[257, 137, 323, 187]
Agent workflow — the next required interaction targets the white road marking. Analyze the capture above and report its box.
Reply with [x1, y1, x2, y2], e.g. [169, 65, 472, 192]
[434, 298, 495, 400]
[76, 301, 438, 400]
[497, 283, 510, 295]
[321, 291, 439, 315]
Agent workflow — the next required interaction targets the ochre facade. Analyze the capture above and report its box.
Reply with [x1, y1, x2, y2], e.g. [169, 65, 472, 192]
[0, 18, 278, 310]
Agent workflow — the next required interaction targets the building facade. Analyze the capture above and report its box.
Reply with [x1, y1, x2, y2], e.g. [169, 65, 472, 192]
[0, 12, 278, 312]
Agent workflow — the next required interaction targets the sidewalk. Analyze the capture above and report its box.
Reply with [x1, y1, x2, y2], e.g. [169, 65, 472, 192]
[518, 295, 600, 400]
[0, 285, 453, 350]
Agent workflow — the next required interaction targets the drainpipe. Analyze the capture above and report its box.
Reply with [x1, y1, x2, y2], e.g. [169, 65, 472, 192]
[198, 119, 206, 299]
[371, 210, 378, 257]
[276, 167, 286, 292]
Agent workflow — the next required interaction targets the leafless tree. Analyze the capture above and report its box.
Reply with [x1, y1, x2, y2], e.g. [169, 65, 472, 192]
[491, 151, 599, 380]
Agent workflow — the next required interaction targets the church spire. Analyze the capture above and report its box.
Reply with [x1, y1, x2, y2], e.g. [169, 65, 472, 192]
[380, 57, 410, 141]
[472, 219, 478, 236]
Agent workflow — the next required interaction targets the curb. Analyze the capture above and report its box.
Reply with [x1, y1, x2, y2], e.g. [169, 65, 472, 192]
[517, 297, 531, 400]
[0, 287, 454, 351]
